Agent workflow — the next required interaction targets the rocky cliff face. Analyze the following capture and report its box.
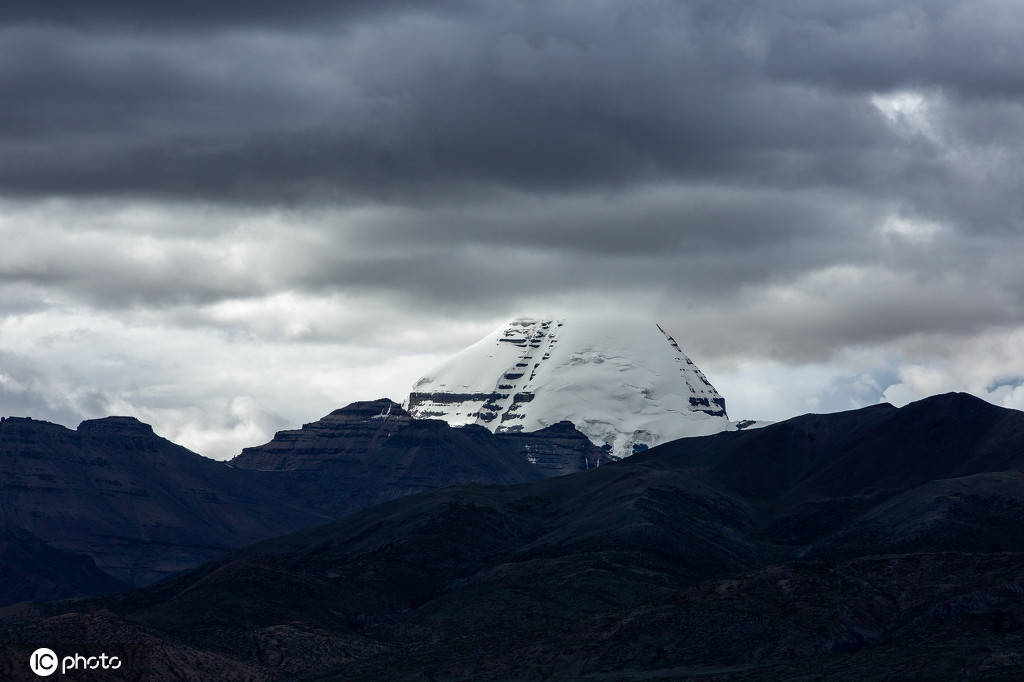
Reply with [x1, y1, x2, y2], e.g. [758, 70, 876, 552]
[233, 400, 412, 471]
[408, 317, 735, 458]
[231, 399, 609, 515]
[495, 420, 612, 476]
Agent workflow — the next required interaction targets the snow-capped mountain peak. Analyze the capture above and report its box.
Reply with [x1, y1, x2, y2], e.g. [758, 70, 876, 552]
[408, 316, 736, 458]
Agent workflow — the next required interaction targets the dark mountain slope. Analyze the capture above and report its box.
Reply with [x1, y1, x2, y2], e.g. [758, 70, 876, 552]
[327, 552, 1024, 682]
[109, 463, 769, 649]
[638, 392, 1024, 502]
[4, 552, 1022, 681]
[0, 527, 126, 604]
[0, 415, 328, 587]
[636, 392, 1024, 552]
[0, 468, 773, 680]
[811, 470, 1024, 558]
[0, 400, 600, 594]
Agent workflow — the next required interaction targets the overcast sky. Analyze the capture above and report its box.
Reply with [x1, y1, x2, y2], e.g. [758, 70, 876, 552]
[3, 1, 1024, 458]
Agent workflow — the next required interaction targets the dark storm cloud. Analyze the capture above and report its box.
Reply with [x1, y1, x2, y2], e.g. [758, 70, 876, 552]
[0, 1, 952, 203]
[0, 186, 883, 314]
[0, 1, 464, 31]
[760, 1, 1024, 98]
[3, 0, 1024, 357]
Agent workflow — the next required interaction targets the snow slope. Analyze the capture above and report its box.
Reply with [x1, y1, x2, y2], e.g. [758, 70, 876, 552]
[408, 317, 738, 458]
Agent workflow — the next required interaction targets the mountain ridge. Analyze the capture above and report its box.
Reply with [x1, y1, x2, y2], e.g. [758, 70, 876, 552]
[0, 400, 605, 595]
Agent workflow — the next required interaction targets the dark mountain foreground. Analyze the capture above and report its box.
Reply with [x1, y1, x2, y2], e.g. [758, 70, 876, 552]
[0, 414, 325, 588]
[2, 392, 1024, 680]
[0, 400, 601, 596]
[0, 527, 127, 605]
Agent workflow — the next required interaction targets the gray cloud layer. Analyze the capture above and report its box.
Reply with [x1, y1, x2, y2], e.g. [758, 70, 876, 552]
[1, 2, 1004, 201]
[2, 0, 1024, 454]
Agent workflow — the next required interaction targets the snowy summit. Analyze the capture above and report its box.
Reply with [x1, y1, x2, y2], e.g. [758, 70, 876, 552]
[408, 317, 745, 458]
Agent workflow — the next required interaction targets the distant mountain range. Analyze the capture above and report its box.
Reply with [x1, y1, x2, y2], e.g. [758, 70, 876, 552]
[0, 401, 604, 594]
[0, 414, 324, 588]
[2, 392, 1024, 680]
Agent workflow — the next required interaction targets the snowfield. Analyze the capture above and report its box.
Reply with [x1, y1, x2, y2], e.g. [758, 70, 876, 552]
[408, 317, 754, 458]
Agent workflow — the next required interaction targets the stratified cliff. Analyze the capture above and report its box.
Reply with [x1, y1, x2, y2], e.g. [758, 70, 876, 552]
[231, 399, 610, 515]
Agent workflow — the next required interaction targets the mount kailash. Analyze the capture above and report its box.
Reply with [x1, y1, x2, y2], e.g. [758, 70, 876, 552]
[408, 317, 763, 458]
